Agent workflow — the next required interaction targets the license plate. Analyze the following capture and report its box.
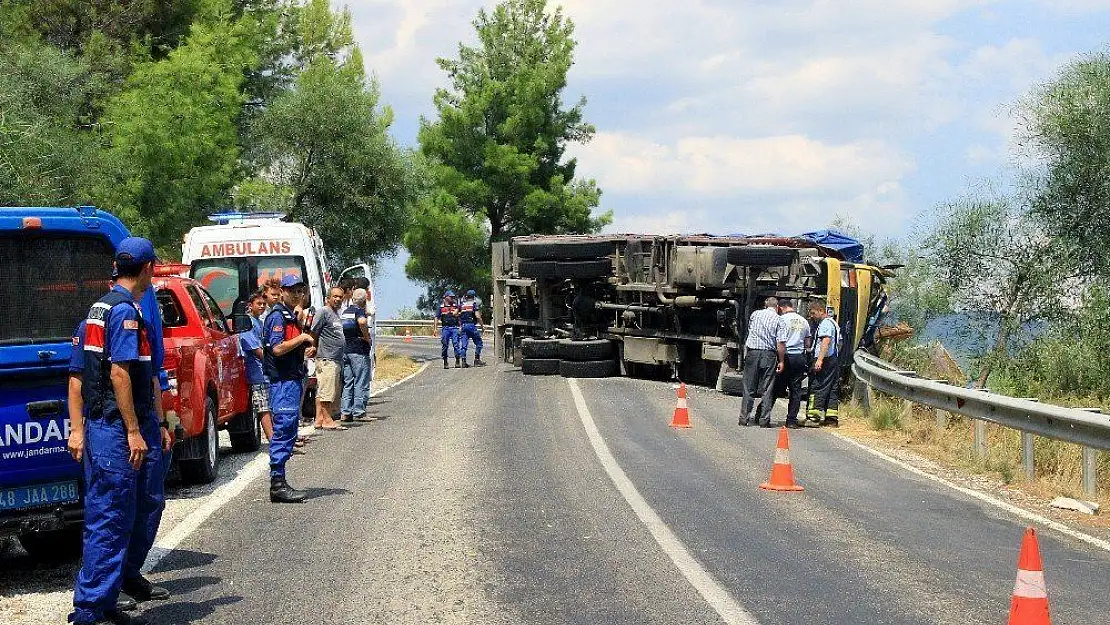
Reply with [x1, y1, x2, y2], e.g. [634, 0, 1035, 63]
[0, 481, 80, 512]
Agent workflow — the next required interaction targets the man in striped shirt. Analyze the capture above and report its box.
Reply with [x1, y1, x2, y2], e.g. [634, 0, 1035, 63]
[739, 297, 780, 427]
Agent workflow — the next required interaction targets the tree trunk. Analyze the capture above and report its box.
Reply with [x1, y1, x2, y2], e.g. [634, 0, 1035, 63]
[976, 319, 1012, 388]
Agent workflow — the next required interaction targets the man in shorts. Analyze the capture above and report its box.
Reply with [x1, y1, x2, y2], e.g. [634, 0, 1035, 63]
[239, 290, 273, 442]
[310, 287, 348, 431]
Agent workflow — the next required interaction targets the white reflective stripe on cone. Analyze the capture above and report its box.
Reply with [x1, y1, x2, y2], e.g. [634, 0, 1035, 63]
[773, 448, 790, 465]
[1013, 569, 1048, 599]
[677, 398, 687, 409]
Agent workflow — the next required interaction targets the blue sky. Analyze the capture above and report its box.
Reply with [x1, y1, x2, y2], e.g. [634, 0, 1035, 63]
[349, 0, 1110, 317]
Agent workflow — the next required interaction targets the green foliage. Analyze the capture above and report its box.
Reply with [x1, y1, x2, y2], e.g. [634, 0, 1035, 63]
[1, 0, 202, 55]
[411, 0, 609, 294]
[1026, 53, 1110, 282]
[0, 38, 98, 205]
[93, 6, 258, 248]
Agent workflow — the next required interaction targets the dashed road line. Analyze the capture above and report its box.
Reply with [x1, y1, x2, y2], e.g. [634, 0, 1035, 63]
[566, 378, 762, 625]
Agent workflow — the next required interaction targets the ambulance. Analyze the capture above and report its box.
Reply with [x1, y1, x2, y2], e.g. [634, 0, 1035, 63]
[181, 212, 377, 382]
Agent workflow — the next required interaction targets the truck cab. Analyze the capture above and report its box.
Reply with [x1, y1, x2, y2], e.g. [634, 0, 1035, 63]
[0, 207, 129, 558]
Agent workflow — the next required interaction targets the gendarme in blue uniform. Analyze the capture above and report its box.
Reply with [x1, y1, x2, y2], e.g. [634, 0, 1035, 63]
[436, 294, 462, 363]
[72, 277, 165, 624]
[457, 294, 483, 361]
[263, 300, 306, 478]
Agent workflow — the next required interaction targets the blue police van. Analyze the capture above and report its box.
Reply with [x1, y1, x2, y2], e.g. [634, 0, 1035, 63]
[0, 207, 146, 559]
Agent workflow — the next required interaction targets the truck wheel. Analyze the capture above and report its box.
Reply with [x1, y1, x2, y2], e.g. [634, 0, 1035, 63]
[521, 338, 559, 359]
[720, 371, 746, 396]
[518, 260, 558, 279]
[521, 358, 560, 375]
[516, 239, 615, 260]
[17, 526, 82, 562]
[229, 411, 261, 453]
[181, 396, 219, 484]
[726, 245, 795, 267]
[557, 338, 615, 361]
[554, 259, 612, 279]
[559, 359, 617, 378]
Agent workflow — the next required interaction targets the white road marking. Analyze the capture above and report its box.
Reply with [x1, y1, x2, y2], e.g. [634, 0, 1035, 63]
[142, 361, 433, 573]
[567, 379, 762, 625]
[829, 432, 1110, 554]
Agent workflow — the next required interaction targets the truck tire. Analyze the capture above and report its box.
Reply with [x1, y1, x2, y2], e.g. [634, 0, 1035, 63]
[518, 260, 558, 279]
[521, 358, 560, 375]
[559, 358, 617, 378]
[726, 245, 795, 267]
[555, 259, 611, 279]
[516, 239, 614, 260]
[557, 338, 615, 361]
[521, 338, 559, 359]
[181, 396, 219, 484]
[18, 526, 82, 561]
[720, 371, 746, 396]
[229, 411, 261, 453]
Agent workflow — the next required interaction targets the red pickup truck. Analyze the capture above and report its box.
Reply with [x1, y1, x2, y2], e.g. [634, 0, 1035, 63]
[154, 269, 256, 484]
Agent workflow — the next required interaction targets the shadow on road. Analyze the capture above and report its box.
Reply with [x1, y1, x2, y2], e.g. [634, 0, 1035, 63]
[160, 575, 222, 595]
[303, 487, 351, 501]
[142, 593, 242, 624]
[152, 549, 219, 574]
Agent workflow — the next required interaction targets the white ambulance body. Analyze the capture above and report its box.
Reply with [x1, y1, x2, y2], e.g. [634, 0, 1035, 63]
[181, 213, 377, 383]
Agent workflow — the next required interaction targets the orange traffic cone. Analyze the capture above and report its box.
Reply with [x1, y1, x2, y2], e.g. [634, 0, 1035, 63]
[1009, 527, 1051, 625]
[670, 383, 691, 428]
[403, 328, 413, 343]
[760, 427, 804, 491]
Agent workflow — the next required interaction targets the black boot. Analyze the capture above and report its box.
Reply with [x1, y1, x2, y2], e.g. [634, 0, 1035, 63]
[270, 476, 307, 503]
[454, 356, 461, 368]
[443, 357, 449, 369]
[461, 358, 470, 368]
[474, 356, 485, 367]
[121, 575, 170, 602]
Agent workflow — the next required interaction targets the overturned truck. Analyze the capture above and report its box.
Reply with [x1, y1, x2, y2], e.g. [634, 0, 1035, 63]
[491, 234, 890, 390]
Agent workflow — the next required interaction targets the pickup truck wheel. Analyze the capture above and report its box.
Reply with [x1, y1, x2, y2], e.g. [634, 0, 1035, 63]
[521, 358, 560, 375]
[521, 338, 559, 359]
[181, 397, 219, 484]
[720, 371, 746, 396]
[229, 411, 261, 453]
[726, 245, 795, 267]
[559, 358, 617, 378]
[557, 338, 615, 361]
[17, 526, 82, 562]
[516, 239, 615, 260]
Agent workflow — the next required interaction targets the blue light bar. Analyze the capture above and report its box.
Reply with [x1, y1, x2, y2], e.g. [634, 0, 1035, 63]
[207, 212, 287, 224]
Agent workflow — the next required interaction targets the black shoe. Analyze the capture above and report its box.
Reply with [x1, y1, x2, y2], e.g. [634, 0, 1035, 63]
[461, 360, 470, 368]
[759, 420, 772, 428]
[120, 575, 169, 601]
[474, 357, 486, 367]
[443, 358, 449, 369]
[825, 418, 839, 428]
[116, 596, 138, 612]
[270, 477, 307, 503]
[785, 421, 802, 429]
[454, 357, 461, 368]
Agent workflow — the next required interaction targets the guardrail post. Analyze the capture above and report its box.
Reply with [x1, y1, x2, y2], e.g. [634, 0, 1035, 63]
[973, 420, 988, 460]
[935, 409, 947, 430]
[1021, 432, 1035, 481]
[856, 380, 872, 412]
[1082, 447, 1098, 499]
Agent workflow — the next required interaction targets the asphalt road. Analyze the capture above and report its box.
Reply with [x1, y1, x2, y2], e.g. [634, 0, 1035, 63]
[137, 341, 1110, 625]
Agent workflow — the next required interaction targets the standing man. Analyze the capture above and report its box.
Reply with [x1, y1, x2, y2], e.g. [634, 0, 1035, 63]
[239, 289, 273, 442]
[739, 296, 780, 428]
[263, 275, 315, 503]
[310, 286, 348, 430]
[775, 299, 812, 429]
[434, 290, 462, 369]
[807, 302, 842, 427]
[340, 288, 372, 422]
[70, 237, 172, 625]
[457, 289, 485, 367]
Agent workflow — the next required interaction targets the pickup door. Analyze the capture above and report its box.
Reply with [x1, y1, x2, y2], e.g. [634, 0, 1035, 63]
[184, 284, 246, 423]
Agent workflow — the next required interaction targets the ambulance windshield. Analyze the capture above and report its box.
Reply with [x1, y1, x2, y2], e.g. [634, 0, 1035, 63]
[191, 256, 307, 317]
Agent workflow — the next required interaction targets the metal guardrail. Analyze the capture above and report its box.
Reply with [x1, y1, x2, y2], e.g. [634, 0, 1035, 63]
[376, 319, 494, 335]
[852, 350, 1108, 498]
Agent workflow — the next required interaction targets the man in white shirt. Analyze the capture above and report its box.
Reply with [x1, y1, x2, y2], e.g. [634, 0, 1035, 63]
[740, 297, 780, 427]
[775, 299, 812, 428]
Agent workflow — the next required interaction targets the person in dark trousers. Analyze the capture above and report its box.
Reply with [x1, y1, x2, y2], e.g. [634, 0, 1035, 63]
[457, 289, 485, 367]
[70, 237, 172, 625]
[740, 296, 780, 427]
[434, 290, 463, 369]
[262, 275, 316, 503]
[806, 301, 842, 427]
[340, 288, 372, 422]
[775, 299, 812, 429]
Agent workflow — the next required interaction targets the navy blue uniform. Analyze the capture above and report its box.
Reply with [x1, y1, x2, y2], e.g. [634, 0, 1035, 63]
[436, 302, 462, 360]
[72, 286, 164, 625]
[263, 303, 306, 478]
[457, 298, 483, 360]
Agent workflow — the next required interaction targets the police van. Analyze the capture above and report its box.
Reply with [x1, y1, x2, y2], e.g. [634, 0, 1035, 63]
[0, 206, 163, 559]
[180, 213, 377, 380]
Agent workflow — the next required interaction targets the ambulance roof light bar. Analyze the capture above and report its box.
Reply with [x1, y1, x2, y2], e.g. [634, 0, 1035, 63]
[207, 211, 287, 225]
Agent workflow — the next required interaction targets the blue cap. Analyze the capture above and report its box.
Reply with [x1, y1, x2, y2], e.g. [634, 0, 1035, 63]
[444, 290, 456, 297]
[280, 274, 305, 288]
[115, 237, 157, 267]
[466, 289, 476, 296]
